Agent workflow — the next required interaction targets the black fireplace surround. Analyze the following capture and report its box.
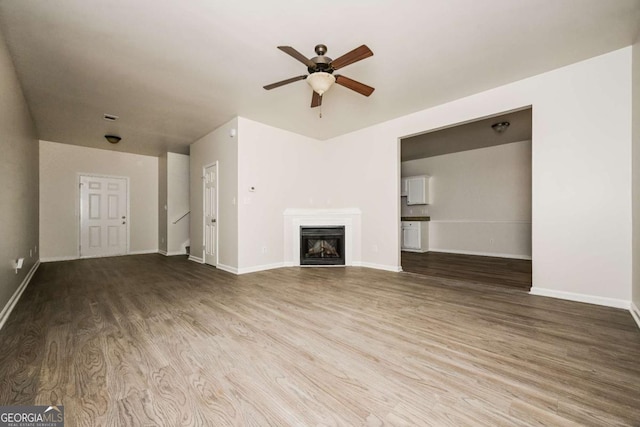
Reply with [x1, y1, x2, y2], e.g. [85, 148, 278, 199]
[300, 226, 345, 266]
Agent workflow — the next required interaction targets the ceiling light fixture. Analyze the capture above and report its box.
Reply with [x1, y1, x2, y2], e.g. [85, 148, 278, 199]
[103, 113, 119, 121]
[306, 72, 335, 96]
[491, 121, 510, 133]
[105, 134, 121, 144]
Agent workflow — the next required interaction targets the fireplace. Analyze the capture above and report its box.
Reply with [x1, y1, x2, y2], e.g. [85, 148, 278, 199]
[300, 226, 345, 266]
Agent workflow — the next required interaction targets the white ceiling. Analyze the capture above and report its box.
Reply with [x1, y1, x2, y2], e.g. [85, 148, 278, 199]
[0, 0, 639, 157]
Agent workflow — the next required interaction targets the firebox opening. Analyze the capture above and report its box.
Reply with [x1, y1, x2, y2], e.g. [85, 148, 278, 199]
[300, 226, 345, 266]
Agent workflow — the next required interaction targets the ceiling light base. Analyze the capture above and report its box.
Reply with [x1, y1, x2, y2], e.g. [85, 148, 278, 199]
[491, 122, 510, 133]
[105, 134, 121, 144]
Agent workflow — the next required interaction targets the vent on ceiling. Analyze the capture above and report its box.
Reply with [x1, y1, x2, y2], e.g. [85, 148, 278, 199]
[103, 113, 119, 121]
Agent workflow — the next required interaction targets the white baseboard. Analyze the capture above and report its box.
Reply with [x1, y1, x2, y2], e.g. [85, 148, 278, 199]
[631, 302, 640, 330]
[159, 249, 168, 256]
[0, 261, 40, 331]
[164, 251, 187, 256]
[529, 287, 630, 310]
[237, 262, 285, 275]
[188, 255, 204, 264]
[216, 263, 238, 274]
[40, 255, 78, 263]
[284, 261, 401, 273]
[128, 249, 158, 255]
[429, 248, 532, 260]
[359, 262, 403, 273]
[76, 249, 160, 261]
[44, 250, 159, 262]
[401, 248, 429, 253]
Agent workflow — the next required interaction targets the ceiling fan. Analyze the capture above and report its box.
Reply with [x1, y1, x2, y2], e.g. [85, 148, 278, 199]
[263, 44, 374, 108]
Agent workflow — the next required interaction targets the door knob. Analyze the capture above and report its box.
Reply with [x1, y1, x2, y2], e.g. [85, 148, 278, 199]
[122, 221, 126, 225]
[211, 218, 216, 223]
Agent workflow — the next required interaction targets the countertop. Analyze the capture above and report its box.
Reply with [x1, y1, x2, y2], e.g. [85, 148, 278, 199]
[401, 216, 430, 221]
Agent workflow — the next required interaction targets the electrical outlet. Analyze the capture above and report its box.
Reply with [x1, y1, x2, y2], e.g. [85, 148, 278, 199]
[489, 238, 495, 245]
[262, 246, 267, 254]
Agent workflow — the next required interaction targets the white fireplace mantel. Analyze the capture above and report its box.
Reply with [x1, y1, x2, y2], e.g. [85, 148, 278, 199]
[283, 208, 362, 267]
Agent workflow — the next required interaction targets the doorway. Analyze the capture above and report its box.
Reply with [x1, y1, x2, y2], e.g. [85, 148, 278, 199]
[399, 108, 533, 290]
[203, 163, 218, 267]
[79, 174, 129, 258]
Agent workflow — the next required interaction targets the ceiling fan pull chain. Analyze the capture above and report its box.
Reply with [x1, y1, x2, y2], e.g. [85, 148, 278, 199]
[319, 104, 322, 119]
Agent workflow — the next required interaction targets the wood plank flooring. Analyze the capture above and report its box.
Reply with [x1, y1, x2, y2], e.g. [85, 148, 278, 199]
[402, 251, 532, 290]
[0, 254, 639, 425]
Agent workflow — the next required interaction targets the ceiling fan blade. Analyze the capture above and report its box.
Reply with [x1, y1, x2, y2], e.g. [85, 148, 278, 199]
[277, 46, 315, 68]
[335, 75, 375, 97]
[330, 45, 373, 70]
[263, 75, 307, 90]
[311, 91, 322, 108]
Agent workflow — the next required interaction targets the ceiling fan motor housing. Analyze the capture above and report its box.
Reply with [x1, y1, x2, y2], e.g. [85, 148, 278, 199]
[308, 55, 333, 74]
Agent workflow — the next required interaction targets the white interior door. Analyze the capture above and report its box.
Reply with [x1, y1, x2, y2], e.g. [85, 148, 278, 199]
[204, 164, 217, 266]
[80, 175, 128, 258]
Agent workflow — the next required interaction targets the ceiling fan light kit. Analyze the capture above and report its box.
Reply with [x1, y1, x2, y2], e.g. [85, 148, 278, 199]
[306, 72, 335, 96]
[264, 43, 374, 111]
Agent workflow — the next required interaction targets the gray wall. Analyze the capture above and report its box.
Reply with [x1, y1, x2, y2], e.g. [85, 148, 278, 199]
[39, 140, 159, 259]
[190, 118, 238, 268]
[0, 29, 39, 317]
[167, 153, 190, 254]
[632, 37, 640, 316]
[402, 140, 532, 259]
[158, 153, 168, 253]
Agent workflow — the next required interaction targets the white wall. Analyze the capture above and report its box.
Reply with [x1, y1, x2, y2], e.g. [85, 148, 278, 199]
[189, 118, 239, 269]
[402, 140, 532, 258]
[632, 37, 640, 321]
[0, 28, 39, 323]
[39, 140, 159, 260]
[325, 47, 633, 306]
[167, 152, 190, 254]
[158, 152, 168, 253]
[236, 117, 326, 273]
[322, 127, 402, 271]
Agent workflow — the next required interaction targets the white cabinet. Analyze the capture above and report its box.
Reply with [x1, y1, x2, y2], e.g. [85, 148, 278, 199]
[400, 177, 409, 197]
[401, 221, 429, 252]
[402, 175, 430, 205]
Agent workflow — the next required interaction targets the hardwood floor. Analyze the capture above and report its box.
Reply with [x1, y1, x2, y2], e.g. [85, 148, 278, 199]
[1, 254, 638, 425]
[402, 251, 532, 291]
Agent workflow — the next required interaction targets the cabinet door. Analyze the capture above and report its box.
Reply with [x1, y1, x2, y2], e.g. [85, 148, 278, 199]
[400, 178, 408, 197]
[402, 225, 420, 249]
[407, 177, 426, 205]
